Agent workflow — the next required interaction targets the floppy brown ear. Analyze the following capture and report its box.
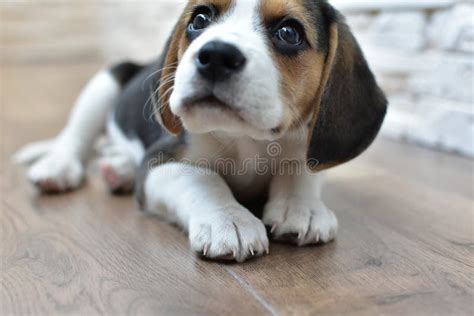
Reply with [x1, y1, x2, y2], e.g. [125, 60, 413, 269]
[154, 16, 188, 135]
[307, 10, 388, 171]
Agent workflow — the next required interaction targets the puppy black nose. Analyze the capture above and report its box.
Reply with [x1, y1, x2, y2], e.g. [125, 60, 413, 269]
[196, 41, 246, 81]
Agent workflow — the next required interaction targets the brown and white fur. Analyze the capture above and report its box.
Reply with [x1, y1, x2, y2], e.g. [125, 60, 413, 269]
[15, 0, 387, 262]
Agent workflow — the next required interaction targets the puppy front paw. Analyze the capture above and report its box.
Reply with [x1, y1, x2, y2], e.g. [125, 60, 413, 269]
[189, 206, 269, 262]
[263, 199, 338, 246]
[28, 152, 84, 193]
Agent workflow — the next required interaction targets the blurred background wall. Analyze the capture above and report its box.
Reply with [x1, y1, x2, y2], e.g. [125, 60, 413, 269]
[334, 0, 474, 157]
[1, 0, 473, 157]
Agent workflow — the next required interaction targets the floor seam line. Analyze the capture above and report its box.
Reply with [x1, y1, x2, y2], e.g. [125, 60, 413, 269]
[224, 266, 278, 316]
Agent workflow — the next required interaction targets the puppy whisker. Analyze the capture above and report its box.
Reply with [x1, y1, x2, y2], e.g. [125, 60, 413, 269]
[143, 73, 176, 121]
[141, 63, 178, 91]
[157, 77, 176, 92]
[149, 85, 175, 121]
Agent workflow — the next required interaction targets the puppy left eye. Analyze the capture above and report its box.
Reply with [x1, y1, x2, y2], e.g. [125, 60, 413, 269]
[275, 26, 302, 45]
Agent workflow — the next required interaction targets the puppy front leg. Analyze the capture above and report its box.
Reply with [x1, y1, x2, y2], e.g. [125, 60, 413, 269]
[142, 163, 269, 262]
[263, 171, 338, 246]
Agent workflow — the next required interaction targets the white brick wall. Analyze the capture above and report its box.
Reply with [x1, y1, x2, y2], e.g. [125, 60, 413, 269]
[332, 0, 474, 157]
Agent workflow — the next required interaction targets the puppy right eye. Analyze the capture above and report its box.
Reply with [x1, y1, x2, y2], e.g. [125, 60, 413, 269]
[190, 13, 212, 30]
[187, 6, 215, 37]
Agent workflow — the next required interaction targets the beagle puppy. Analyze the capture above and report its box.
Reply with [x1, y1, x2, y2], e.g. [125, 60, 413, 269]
[15, 0, 387, 262]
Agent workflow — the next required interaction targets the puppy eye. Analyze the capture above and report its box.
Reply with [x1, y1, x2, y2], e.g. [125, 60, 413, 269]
[188, 6, 215, 33]
[270, 18, 308, 56]
[191, 13, 212, 30]
[275, 25, 302, 46]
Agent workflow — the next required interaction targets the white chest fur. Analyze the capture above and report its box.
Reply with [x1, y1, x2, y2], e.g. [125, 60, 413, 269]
[184, 128, 308, 201]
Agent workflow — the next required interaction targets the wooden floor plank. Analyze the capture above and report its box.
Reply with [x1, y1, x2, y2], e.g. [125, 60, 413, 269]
[226, 151, 473, 316]
[1, 181, 270, 315]
[360, 138, 474, 199]
[1, 64, 268, 316]
[1, 63, 473, 316]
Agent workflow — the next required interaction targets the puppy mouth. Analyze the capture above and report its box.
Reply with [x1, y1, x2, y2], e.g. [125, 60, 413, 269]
[181, 94, 245, 122]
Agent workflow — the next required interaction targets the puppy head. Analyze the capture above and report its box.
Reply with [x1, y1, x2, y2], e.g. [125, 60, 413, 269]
[156, 0, 387, 169]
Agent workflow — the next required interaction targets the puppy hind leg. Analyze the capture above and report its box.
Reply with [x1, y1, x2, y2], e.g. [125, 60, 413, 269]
[99, 148, 137, 194]
[13, 139, 55, 165]
[97, 100, 151, 194]
[16, 68, 126, 193]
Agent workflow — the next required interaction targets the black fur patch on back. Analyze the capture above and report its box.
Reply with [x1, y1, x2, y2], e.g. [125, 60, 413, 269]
[110, 62, 144, 87]
[113, 61, 166, 148]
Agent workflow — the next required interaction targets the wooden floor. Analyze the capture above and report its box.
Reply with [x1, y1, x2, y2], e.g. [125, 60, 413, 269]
[1, 63, 473, 316]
